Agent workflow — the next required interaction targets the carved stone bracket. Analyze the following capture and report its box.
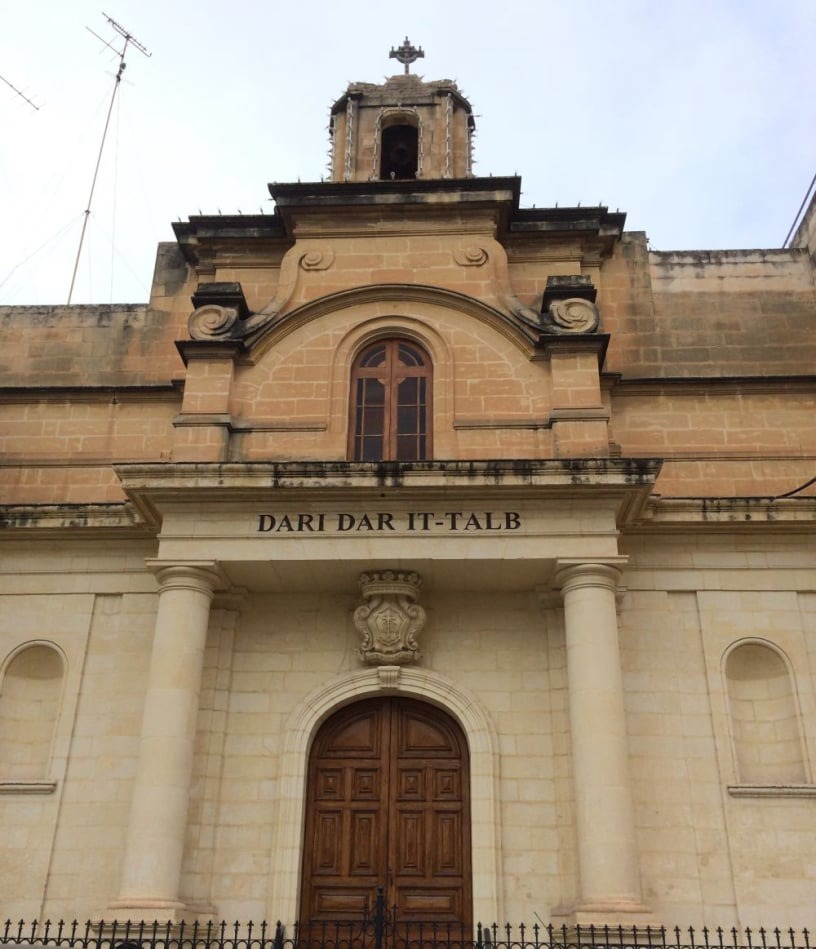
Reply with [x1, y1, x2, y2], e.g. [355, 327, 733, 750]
[354, 570, 425, 666]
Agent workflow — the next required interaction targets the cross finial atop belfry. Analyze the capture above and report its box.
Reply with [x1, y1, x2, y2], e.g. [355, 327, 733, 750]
[389, 36, 424, 75]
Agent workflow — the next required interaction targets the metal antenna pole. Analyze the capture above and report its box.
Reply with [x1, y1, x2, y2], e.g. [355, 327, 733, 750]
[67, 14, 150, 304]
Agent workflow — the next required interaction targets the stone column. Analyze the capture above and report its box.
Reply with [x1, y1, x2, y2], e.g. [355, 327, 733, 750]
[110, 562, 222, 921]
[554, 560, 653, 926]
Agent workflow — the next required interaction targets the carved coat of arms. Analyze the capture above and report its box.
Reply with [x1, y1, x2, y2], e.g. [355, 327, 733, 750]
[354, 570, 425, 666]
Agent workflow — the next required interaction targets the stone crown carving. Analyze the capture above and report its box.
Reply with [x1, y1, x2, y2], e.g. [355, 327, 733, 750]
[354, 570, 425, 666]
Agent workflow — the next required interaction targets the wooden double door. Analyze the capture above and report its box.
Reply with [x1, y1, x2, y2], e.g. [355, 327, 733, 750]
[300, 697, 472, 929]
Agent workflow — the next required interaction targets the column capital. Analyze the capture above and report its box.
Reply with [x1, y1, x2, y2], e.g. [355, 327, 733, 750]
[554, 557, 628, 595]
[145, 560, 227, 597]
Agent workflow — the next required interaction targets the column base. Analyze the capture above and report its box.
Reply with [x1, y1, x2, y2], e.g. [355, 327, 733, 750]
[105, 898, 217, 926]
[550, 899, 660, 931]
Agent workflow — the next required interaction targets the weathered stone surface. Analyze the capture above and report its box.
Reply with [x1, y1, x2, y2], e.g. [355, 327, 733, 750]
[1, 59, 815, 932]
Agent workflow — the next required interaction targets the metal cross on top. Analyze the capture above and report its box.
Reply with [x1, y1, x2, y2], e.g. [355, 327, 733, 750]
[389, 36, 424, 74]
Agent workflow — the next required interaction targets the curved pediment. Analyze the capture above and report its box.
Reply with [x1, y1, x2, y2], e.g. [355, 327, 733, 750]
[241, 284, 541, 360]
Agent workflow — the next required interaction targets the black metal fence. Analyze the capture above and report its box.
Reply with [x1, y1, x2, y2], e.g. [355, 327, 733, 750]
[0, 919, 812, 949]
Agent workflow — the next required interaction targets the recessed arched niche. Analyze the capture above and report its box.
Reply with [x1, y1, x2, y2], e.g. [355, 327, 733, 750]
[0, 644, 64, 781]
[725, 641, 806, 785]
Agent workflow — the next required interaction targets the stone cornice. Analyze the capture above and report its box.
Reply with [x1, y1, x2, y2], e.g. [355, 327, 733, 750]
[0, 384, 182, 402]
[110, 458, 657, 531]
[5, 478, 815, 538]
[639, 496, 816, 530]
[0, 503, 149, 536]
[612, 375, 816, 395]
[266, 178, 625, 250]
[268, 176, 521, 207]
[114, 457, 660, 490]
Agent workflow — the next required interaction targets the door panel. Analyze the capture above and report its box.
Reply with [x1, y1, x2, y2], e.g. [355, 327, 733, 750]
[300, 698, 471, 929]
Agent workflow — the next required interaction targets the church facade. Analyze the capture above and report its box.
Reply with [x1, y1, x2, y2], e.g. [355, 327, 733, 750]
[1, 51, 816, 932]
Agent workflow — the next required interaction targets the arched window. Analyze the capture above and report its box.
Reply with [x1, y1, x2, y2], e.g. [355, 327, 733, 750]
[0, 644, 64, 780]
[349, 338, 432, 462]
[725, 641, 806, 784]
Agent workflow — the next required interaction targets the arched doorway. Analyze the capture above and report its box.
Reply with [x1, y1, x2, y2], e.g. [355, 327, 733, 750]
[299, 696, 472, 930]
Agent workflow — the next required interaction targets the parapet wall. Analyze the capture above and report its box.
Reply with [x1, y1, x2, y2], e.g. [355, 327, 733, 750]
[0, 304, 184, 387]
[600, 234, 816, 379]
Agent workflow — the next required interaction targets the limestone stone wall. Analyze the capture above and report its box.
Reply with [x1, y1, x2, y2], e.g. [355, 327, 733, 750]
[619, 533, 816, 929]
[0, 543, 157, 920]
[0, 305, 175, 387]
[0, 393, 178, 504]
[598, 234, 816, 378]
[229, 301, 555, 462]
[1, 168, 814, 930]
[3, 212, 814, 498]
[1, 531, 814, 926]
[3, 291, 813, 502]
[610, 381, 816, 497]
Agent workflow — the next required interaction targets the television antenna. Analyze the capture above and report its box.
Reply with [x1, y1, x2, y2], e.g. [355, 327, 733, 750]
[0, 73, 40, 111]
[67, 13, 151, 304]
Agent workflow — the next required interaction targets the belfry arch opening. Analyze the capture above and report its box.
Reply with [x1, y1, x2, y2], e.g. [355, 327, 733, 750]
[380, 121, 419, 180]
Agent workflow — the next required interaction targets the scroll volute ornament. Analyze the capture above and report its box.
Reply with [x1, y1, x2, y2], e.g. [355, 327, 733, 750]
[354, 570, 425, 666]
[547, 297, 600, 333]
[187, 282, 249, 340]
[539, 275, 600, 335]
[188, 304, 239, 340]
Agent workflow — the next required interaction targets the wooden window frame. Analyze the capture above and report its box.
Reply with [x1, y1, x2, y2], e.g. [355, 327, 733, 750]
[348, 338, 433, 462]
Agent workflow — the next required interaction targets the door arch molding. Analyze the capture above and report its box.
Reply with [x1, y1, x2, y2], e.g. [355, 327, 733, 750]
[268, 667, 502, 925]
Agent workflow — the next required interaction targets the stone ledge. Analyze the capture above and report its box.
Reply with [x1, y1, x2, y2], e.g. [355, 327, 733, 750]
[0, 781, 57, 794]
[728, 784, 816, 798]
[643, 497, 816, 528]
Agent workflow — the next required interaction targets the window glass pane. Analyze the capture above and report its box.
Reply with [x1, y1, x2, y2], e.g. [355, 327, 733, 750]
[398, 405, 419, 434]
[418, 378, 427, 433]
[361, 378, 385, 407]
[363, 407, 384, 434]
[397, 432, 427, 461]
[360, 344, 387, 368]
[398, 343, 424, 367]
[397, 377, 419, 405]
[397, 435, 417, 461]
[361, 436, 384, 462]
[354, 378, 385, 461]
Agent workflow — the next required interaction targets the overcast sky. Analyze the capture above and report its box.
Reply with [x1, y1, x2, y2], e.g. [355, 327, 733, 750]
[1, 0, 814, 305]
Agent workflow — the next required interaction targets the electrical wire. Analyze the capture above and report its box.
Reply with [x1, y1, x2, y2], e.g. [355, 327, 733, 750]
[87, 216, 151, 297]
[782, 171, 816, 248]
[772, 475, 816, 500]
[0, 213, 85, 297]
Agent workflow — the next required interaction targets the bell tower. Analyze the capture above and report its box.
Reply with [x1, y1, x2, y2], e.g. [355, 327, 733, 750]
[329, 38, 475, 182]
